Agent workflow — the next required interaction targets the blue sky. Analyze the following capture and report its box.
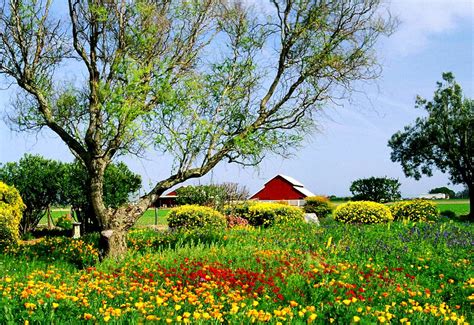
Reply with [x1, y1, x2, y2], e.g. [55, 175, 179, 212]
[0, 0, 473, 198]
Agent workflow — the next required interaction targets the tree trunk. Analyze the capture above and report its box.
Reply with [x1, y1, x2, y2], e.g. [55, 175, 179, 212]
[99, 228, 128, 260]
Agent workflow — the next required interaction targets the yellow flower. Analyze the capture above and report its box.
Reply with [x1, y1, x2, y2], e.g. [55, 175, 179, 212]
[289, 300, 298, 307]
[378, 316, 386, 323]
[175, 304, 181, 311]
[83, 313, 93, 320]
[103, 315, 111, 322]
[52, 302, 59, 309]
[308, 314, 317, 322]
[353, 316, 361, 322]
[343, 299, 351, 306]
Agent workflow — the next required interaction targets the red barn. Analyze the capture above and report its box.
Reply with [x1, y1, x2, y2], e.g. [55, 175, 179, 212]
[155, 189, 179, 207]
[250, 174, 315, 206]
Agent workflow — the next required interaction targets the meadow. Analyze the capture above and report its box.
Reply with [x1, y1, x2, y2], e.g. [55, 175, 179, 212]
[1, 217, 473, 324]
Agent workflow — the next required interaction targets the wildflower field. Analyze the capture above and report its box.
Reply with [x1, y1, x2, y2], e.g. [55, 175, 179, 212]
[1, 219, 473, 324]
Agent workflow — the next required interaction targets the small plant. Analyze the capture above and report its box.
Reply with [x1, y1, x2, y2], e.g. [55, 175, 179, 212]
[333, 201, 392, 224]
[303, 196, 334, 218]
[390, 200, 440, 222]
[56, 214, 74, 230]
[0, 181, 25, 245]
[247, 202, 304, 227]
[167, 205, 227, 231]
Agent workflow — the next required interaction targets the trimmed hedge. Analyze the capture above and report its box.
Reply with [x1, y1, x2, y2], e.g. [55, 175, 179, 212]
[334, 201, 392, 224]
[303, 196, 334, 218]
[167, 205, 226, 231]
[390, 200, 440, 222]
[247, 202, 304, 227]
[0, 181, 25, 244]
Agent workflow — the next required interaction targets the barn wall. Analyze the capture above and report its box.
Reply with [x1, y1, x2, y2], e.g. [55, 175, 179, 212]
[251, 177, 305, 200]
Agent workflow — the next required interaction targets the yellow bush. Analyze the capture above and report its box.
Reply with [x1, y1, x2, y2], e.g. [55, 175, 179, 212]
[167, 205, 226, 231]
[0, 182, 25, 244]
[248, 202, 304, 227]
[334, 201, 392, 224]
[390, 200, 439, 222]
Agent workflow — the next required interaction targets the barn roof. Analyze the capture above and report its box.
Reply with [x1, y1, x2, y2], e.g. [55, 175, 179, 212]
[276, 174, 305, 187]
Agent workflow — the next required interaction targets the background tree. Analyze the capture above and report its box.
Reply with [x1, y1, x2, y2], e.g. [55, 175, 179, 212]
[60, 161, 142, 233]
[0, 0, 395, 258]
[0, 154, 63, 234]
[176, 185, 225, 209]
[350, 176, 401, 203]
[388, 73, 473, 219]
[429, 187, 455, 199]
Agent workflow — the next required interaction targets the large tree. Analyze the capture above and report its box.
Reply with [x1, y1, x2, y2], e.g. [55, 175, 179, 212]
[388, 73, 473, 219]
[350, 176, 401, 203]
[0, 154, 63, 234]
[0, 0, 394, 258]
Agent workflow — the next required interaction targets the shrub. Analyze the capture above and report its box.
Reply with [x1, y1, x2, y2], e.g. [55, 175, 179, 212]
[304, 196, 334, 218]
[167, 205, 226, 231]
[390, 200, 440, 222]
[56, 214, 74, 230]
[0, 181, 25, 244]
[223, 201, 257, 219]
[247, 203, 304, 227]
[333, 201, 392, 224]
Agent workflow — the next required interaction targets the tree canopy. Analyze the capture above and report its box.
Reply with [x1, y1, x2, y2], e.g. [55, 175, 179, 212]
[0, 0, 395, 257]
[350, 176, 401, 203]
[388, 73, 473, 219]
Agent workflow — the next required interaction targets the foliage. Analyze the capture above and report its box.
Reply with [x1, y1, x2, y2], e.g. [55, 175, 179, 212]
[0, 0, 395, 257]
[350, 177, 402, 203]
[388, 73, 473, 219]
[223, 201, 256, 219]
[60, 161, 141, 232]
[334, 201, 393, 224]
[175, 185, 225, 210]
[429, 187, 455, 199]
[390, 200, 440, 222]
[0, 220, 473, 323]
[167, 205, 227, 231]
[247, 202, 304, 227]
[455, 187, 469, 199]
[0, 154, 64, 234]
[0, 182, 25, 245]
[303, 196, 334, 218]
[55, 214, 74, 230]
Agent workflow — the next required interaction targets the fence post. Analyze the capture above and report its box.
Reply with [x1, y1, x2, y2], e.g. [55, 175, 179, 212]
[155, 207, 158, 226]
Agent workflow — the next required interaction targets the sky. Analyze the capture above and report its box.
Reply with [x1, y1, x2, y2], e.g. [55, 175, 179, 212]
[0, 0, 473, 198]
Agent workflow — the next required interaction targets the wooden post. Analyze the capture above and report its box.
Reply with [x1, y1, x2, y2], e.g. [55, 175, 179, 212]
[154, 207, 158, 226]
[47, 206, 52, 229]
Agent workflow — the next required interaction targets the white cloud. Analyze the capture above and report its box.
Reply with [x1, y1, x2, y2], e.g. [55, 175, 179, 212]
[386, 0, 473, 56]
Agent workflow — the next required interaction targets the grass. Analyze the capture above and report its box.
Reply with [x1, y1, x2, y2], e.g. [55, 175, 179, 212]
[39, 208, 170, 227]
[1, 219, 472, 323]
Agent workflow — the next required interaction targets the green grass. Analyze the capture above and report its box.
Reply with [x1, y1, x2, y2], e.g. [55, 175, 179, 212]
[39, 208, 170, 227]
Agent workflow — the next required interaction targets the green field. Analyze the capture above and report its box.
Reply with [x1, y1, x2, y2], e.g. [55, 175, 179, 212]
[39, 208, 170, 227]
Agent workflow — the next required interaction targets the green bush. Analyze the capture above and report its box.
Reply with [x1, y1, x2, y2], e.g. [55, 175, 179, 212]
[56, 214, 74, 230]
[303, 196, 334, 218]
[247, 202, 304, 227]
[0, 181, 25, 244]
[390, 200, 440, 222]
[334, 201, 392, 224]
[167, 205, 226, 231]
[223, 201, 256, 219]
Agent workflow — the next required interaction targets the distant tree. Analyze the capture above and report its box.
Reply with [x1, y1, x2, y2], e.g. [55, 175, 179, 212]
[0, 154, 63, 234]
[350, 177, 401, 203]
[218, 183, 250, 205]
[429, 187, 455, 199]
[176, 185, 225, 209]
[388, 73, 473, 220]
